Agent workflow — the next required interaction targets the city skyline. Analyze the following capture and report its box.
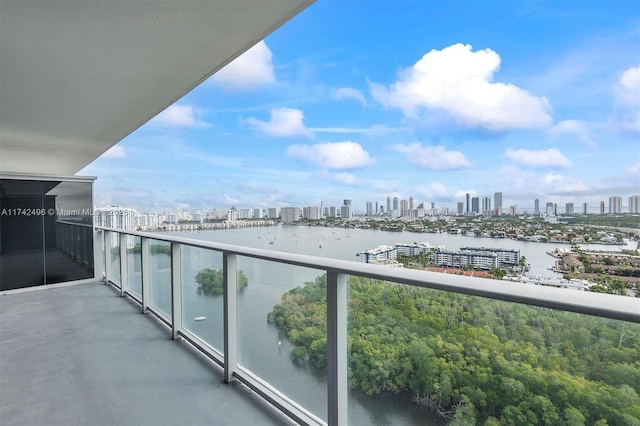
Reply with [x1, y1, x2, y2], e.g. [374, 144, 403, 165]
[80, 1, 640, 213]
[96, 191, 640, 218]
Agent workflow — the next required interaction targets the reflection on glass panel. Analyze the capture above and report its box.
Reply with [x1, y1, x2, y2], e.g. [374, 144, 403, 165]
[0, 178, 94, 290]
[110, 233, 121, 287]
[0, 179, 45, 290]
[333, 278, 640, 425]
[149, 240, 172, 319]
[240, 258, 327, 422]
[180, 246, 224, 353]
[127, 236, 142, 298]
[45, 180, 94, 284]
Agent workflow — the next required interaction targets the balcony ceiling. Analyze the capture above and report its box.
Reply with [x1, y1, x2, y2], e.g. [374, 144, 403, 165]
[0, 0, 313, 176]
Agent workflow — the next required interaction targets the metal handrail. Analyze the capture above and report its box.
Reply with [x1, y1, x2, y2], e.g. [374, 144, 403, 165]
[96, 226, 639, 323]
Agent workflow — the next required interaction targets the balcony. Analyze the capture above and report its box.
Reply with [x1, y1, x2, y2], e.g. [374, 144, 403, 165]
[2, 2, 639, 424]
[3, 223, 637, 425]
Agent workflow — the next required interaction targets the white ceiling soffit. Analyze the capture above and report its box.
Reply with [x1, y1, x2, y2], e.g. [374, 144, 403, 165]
[0, 0, 314, 176]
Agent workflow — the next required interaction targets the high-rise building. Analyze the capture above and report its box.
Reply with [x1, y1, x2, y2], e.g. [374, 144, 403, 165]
[509, 205, 517, 216]
[302, 206, 320, 220]
[565, 203, 574, 215]
[466, 193, 470, 213]
[471, 197, 479, 214]
[609, 196, 622, 214]
[494, 192, 503, 214]
[392, 197, 399, 211]
[95, 206, 137, 230]
[409, 196, 414, 210]
[457, 202, 464, 215]
[582, 203, 588, 215]
[545, 202, 554, 215]
[534, 199, 540, 216]
[280, 207, 300, 224]
[386, 197, 391, 214]
[599, 201, 605, 214]
[629, 195, 640, 213]
[340, 204, 352, 219]
[366, 201, 373, 215]
[267, 207, 278, 219]
[482, 197, 492, 216]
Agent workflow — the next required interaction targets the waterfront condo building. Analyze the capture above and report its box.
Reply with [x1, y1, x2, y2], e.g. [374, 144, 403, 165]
[629, 195, 640, 214]
[494, 192, 503, 214]
[609, 196, 622, 214]
[280, 206, 301, 223]
[565, 203, 574, 215]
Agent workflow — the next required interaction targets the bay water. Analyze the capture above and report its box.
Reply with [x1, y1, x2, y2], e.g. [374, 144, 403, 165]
[144, 225, 633, 425]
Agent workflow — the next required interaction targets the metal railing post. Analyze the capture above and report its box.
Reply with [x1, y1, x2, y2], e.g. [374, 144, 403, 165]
[327, 271, 348, 426]
[223, 252, 238, 383]
[141, 237, 150, 313]
[119, 233, 128, 296]
[104, 231, 112, 284]
[171, 242, 182, 340]
[93, 228, 105, 282]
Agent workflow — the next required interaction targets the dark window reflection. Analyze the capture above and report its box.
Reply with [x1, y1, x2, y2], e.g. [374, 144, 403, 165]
[0, 178, 94, 290]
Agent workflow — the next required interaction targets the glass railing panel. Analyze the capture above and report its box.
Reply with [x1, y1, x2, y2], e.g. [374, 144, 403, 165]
[180, 245, 224, 353]
[109, 232, 121, 287]
[244, 258, 328, 422]
[127, 236, 142, 299]
[334, 276, 640, 425]
[149, 239, 172, 319]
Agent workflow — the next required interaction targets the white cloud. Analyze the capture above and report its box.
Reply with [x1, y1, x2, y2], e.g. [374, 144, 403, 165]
[223, 193, 239, 205]
[246, 108, 313, 138]
[613, 65, 640, 134]
[286, 141, 374, 169]
[366, 124, 406, 136]
[310, 127, 369, 134]
[102, 145, 126, 159]
[152, 104, 207, 127]
[617, 113, 640, 133]
[549, 120, 596, 147]
[416, 182, 449, 199]
[209, 41, 275, 91]
[391, 143, 471, 170]
[332, 87, 367, 106]
[544, 173, 563, 184]
[370, 43, 552, 130]
[505, 148, 573, 168]
[320, 171, 358, 186]
[551, 119, 586, 135]
[615, 65, 640, 106]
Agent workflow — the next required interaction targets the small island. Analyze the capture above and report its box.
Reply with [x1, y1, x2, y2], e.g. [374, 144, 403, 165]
[195, 268, 248, 295]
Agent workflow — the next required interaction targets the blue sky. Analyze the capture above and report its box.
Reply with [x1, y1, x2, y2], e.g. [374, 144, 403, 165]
[81, 0, 640, 214]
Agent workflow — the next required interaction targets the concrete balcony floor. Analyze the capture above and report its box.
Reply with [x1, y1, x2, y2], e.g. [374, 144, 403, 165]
[0, 282, 292, 426]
